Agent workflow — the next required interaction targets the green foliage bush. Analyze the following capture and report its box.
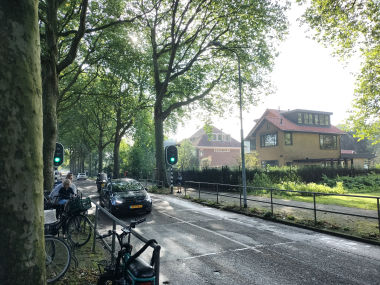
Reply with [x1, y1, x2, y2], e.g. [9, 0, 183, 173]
[275, 181, 346, 196]
[321, 174, 380, 193]
[183, 166, 380, 194]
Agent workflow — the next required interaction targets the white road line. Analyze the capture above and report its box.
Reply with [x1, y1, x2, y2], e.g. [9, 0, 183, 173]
[159, 211, 262, 253]
[179, 247, 253, 261]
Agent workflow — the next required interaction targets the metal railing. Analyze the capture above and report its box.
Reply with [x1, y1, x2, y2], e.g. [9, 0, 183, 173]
[91, 204, 161, 284]
[139, 179, 164, 188]
[184, 181, 380, 234]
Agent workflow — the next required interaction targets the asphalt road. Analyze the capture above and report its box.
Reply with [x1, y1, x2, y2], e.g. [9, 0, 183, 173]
[77, 179, 380, 285]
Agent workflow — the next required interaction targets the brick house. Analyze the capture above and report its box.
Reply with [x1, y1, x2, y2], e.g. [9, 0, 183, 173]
[188, 126, 241, 168]
[245, 109, 347, 167]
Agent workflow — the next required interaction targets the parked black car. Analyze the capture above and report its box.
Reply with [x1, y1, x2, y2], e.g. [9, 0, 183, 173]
[96, 172, 108, 192]
[99, 178, 152, 215]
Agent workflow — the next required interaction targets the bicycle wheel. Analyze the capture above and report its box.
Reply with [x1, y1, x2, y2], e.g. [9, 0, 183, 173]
[45, 236, 71, 283]
[67, 214, 92, 247]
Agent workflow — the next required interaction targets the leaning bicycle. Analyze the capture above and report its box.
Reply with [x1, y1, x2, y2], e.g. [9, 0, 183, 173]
[97, 218, 158, 285]
[45, 195, 92, 247]
[45, 235, 71, 283]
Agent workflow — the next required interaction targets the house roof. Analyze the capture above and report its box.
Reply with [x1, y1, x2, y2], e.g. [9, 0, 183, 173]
[188, 126, 240, 148]
[246, 109, 345, 138]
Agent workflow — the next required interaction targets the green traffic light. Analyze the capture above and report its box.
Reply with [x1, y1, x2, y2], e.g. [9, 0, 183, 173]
[54, 157, 61, 163]
[170, 157, 175, 162]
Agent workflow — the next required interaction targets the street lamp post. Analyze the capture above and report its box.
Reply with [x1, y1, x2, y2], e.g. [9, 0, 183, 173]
[211, 42, 247, 208]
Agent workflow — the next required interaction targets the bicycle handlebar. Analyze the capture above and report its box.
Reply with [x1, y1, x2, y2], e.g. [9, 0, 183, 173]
[96, 218, 146, 240]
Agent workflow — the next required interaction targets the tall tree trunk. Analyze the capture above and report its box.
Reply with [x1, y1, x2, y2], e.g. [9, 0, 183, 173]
[0, 0, 45, 283]
[113, 136, 121, 178]
[97, 147, 103, 173]
[42, 0, 59, 191]
[154, 106, 166, 185]
[113, 108, 122, 179]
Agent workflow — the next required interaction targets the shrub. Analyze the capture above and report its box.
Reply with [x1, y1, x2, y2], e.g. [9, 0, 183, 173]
[321, 173, 380, 193]
[276, 181, 346, 196]
[249, 172, 272, 187]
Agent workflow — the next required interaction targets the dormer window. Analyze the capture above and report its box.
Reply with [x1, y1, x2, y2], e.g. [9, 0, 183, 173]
[297, 112, 330, 126]
[211, 133, 231, 142]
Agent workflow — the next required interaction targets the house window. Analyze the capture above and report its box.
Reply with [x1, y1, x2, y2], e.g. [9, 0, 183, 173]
[320, 135, 337, 149]
[297, 113, 302, 124]
[284, 132, 292, 145]
[214, 148, 230, 152]
[217, 134, 222, 141]
[314, 114, 319, 125]
[260, 133, 278, 147]
[304, 113, 309, 124]
[319, 114, 330, 126]
[250, 137, 256, 150]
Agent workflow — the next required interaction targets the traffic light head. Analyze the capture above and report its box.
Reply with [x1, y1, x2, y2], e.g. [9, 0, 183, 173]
[54, 143, 64, 166]
[166, 145, 178, 165]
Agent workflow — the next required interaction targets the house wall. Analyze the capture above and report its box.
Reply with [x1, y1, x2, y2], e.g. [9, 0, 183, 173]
[252, 121, 341, 166]
[198, 147, 240, 167]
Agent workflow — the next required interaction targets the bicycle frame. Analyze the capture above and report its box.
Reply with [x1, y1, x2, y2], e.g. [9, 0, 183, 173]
[97, 219, 157, 285]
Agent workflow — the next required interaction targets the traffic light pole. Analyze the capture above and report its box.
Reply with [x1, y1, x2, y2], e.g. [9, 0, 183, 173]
[54, 166, 58, 184]
[170, 166, 173, 194]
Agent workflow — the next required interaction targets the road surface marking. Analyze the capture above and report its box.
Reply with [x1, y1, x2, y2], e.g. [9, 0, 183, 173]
[159, 211, 262, 253]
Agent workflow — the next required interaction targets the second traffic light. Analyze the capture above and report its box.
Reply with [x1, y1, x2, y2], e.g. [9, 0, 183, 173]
[54, 143, 64, 166]
[165, 145, 178, 165]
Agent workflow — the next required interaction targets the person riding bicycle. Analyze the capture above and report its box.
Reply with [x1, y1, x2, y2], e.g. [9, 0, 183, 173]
[57, 179, 75, 206]
[50, 172, 77, 203]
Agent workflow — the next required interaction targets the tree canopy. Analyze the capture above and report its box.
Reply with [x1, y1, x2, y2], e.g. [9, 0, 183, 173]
[298, 0, 379, 144]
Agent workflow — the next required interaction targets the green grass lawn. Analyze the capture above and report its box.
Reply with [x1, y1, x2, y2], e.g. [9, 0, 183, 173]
[249, 190, 380, 211]
[285, 192, 380, 211]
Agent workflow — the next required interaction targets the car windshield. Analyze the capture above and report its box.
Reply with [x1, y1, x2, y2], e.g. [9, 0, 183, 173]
[112, 180, 144, 192]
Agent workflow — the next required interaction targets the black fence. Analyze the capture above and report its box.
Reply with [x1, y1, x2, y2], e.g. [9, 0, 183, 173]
[184, 181, 380, 235]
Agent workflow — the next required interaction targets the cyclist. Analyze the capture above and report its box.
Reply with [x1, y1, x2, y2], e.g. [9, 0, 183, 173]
[57, 179, 75, 206]
[50, 172, 77, 203]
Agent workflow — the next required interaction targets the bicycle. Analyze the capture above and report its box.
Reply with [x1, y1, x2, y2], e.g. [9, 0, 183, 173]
[44, 195, 92, 248]
[97, 218, 158, 285]
[45, 235, 71, 283]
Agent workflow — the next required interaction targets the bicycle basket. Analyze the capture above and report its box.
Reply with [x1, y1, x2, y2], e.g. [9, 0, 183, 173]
[67, 197, 92, 214]
[44, 221, 60, 236]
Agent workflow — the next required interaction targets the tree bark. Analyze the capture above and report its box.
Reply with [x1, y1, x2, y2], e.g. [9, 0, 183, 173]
[97, 129, 104, 173]
[154, 104, 166, 185]
[113, 137, 121, 178]
[0, 0, 45, 283]
[42, 0, 59, 191]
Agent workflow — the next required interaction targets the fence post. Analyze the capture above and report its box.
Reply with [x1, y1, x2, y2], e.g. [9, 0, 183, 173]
[377, 198, 380, 235]
[270, 188, 273, 215]
[198, 182, 201, 199]
[92, 205, 99, 253]
[313, 193, 317, 226]
[184, 182, 187, 196]
[111, 220, 116, 265]
[216, 184, 219, 204]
